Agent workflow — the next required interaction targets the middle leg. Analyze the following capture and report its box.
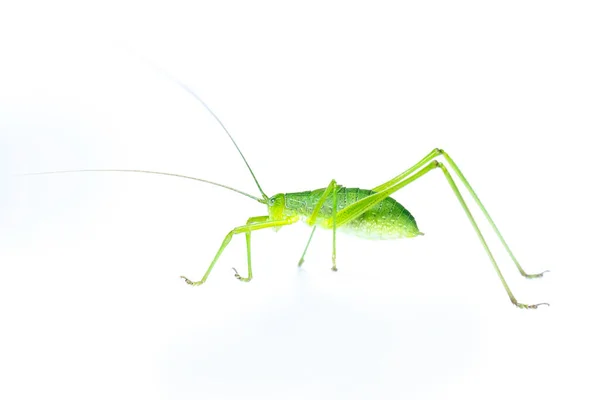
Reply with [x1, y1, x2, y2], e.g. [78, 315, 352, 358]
[303, 179, 339, 271]
[297, 226, 317, 267]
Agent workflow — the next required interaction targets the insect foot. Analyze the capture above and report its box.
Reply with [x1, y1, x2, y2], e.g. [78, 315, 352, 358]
[180, 276, 204, 286]
[524, 269, 550, 279]
[512, 301, 550, 310]
[232, 268, 252, 282]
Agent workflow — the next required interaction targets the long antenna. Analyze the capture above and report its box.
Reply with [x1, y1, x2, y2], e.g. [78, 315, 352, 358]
[19, 169, 265, 203]
[135, 54, 269, 201]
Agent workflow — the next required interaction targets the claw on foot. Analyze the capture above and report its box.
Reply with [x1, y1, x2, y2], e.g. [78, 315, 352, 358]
[180, 275, 204, 286]
[525, 270, 550, 279]
[514, 301, 550, 310]
[232, 268, 252, 283]
[298, 258, 305, 267]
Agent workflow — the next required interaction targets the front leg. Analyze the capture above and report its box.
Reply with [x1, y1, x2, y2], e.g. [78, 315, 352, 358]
[181, 216, 298, 286]
[234, 216, 269, 282]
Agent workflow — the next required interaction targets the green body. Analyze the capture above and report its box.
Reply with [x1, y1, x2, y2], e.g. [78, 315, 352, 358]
[181, 148, 549, 309]
[271, 187, 422, 239]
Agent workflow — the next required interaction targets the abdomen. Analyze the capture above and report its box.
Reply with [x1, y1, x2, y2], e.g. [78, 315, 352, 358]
[284, 187, 422, 240]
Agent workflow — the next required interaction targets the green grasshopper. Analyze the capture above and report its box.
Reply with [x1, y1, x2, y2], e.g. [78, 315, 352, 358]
[24, 76, 549, 310]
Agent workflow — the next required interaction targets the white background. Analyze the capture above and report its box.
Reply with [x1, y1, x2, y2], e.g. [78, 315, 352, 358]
[1, 1, 598, 399]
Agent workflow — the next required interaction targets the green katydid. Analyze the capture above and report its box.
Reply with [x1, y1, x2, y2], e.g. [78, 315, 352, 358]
[23, 74, 549, 310]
